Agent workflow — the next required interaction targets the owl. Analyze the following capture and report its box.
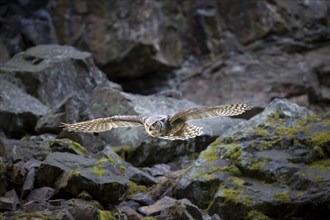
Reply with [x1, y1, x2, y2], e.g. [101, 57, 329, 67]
[61, 103, 252, 140]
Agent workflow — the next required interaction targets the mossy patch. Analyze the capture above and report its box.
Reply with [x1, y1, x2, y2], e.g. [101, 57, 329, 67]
[225, 143, 243, 162]
[49, 139, 89, 156]
[112, 145, 135, 161]
[222, 164, 242, 176]
[308, 159, 330, 172]
[70, 170, 81, 176]
[246, 210, 271, 220]
[274, 192, 291, 203]
[223, 188, 243, 204]
[229, 176, 245, 186]
[191, 172, 218, 181]
[15, 213, 54, 220]
[250, 158, 268, 171]
[98, 210, 116, 220]
[91, 159, 110, 177]
[309, 131, 330, 146]
[126, 181, 148, 199]
[200, 139, 221, 162]
[255, 127, 269, 137]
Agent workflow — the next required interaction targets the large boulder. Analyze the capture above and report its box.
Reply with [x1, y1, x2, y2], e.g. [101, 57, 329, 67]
[36, 152, 130, 205]
[0, 138, 51, 162]
[175, 99, 330, 219]
[0, 79, 49, 138]
[0, 45, 107, 108]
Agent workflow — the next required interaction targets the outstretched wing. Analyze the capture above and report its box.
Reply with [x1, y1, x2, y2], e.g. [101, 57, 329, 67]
[61, 115, 144, 133]
[169, 103, 252, 123]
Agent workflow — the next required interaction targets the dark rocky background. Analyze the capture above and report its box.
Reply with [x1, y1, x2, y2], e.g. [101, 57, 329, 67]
[0, 0, 329, 219]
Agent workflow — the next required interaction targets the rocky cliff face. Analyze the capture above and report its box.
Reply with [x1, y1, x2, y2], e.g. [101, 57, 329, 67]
[0, 1, 329, 219]
[1, 0, 329, 113]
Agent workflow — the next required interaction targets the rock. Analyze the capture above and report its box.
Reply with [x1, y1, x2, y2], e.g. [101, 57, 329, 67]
[0, 138, 51, 162]
[23, 158, 42, 170]
[116, 205, 142, 220]
[178, 45, 330, 114]
[0, 158, 7, 195]
[0, 0, 57, 57]
[0, 45, 107, 107]
[0, 189, 20, 211]
[52, 0, 182, 79]
[4, 162, 26, 188]
[21, 168, 36, 198]
[94, 146, 158, 187]
[48, 138, 90, 156]
[138, 196, 203, 220]
[27, 187, 56, 202]
[36, 152, 130, 205]
[125, 166, 158, 187]
[143, 163, 172, 177]
[130, 192, 155, 206]
[72, 82, 244, 166]
[66, 198, 103, 220]
[175, 98, 330, 219]
[0, 79, 49, 138]
[4, 200, 75, 220]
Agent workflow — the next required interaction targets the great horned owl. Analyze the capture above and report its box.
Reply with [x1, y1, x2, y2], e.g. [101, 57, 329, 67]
[61, 103, 251, 140]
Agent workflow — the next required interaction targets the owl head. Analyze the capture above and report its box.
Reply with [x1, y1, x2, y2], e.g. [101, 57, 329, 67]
[144, 115, 168, 137]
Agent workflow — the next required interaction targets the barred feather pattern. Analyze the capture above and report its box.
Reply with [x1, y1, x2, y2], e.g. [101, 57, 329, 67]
[169, 103, 252, 123]
[61, 116, 142, 133]
[162, 124, 203, 140]
[61, 103, 252, 140]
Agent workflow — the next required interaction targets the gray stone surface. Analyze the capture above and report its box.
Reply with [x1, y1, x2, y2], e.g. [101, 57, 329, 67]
[0, 79, 49, 138]
[36, 152, 130, 204]
[175, 99, 330, 219]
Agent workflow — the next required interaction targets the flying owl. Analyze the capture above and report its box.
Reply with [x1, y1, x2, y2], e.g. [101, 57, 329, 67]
[61, 103, 252, 140]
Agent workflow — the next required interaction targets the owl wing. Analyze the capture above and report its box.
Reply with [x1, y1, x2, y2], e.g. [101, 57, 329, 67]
[169, 103, 252, 123]
[61, 115, 144, 133]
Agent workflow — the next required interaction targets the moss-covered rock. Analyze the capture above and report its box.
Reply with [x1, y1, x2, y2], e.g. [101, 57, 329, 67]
[176, 99, 330, 219]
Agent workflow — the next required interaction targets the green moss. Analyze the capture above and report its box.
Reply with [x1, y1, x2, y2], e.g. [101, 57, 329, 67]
[200, 140, 220, 162]
[222, 164, 242, 176]
[319, 118, 330, 127]
[255, 127, 269, 137]
[50, 139, 89, 156]
[191, 172, 217, 181]
[244, 195, 254, 206]
[112, 145, 135, 160]
[250, 158, 268, 171]
[308, 159, 330, 172]
[229, 176, 245, 186]
[70, 170, 81, 176]
[98, 210, 116, 220]
[223, 188, 243, 204]
[311, 146, 325, 158]
[246, 210, 271, 220]
[276, 126, 299, 138]
[225, 143, 243, 162]
[126, 181, 148, 199]
[309, 131, 330, 146]
[91, 159, 109, 177]
[15, 213, 54, 220]
[274, 192, 291, 203]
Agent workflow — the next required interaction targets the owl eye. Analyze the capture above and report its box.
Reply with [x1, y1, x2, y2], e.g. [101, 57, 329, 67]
[150, 121, 162, 130]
